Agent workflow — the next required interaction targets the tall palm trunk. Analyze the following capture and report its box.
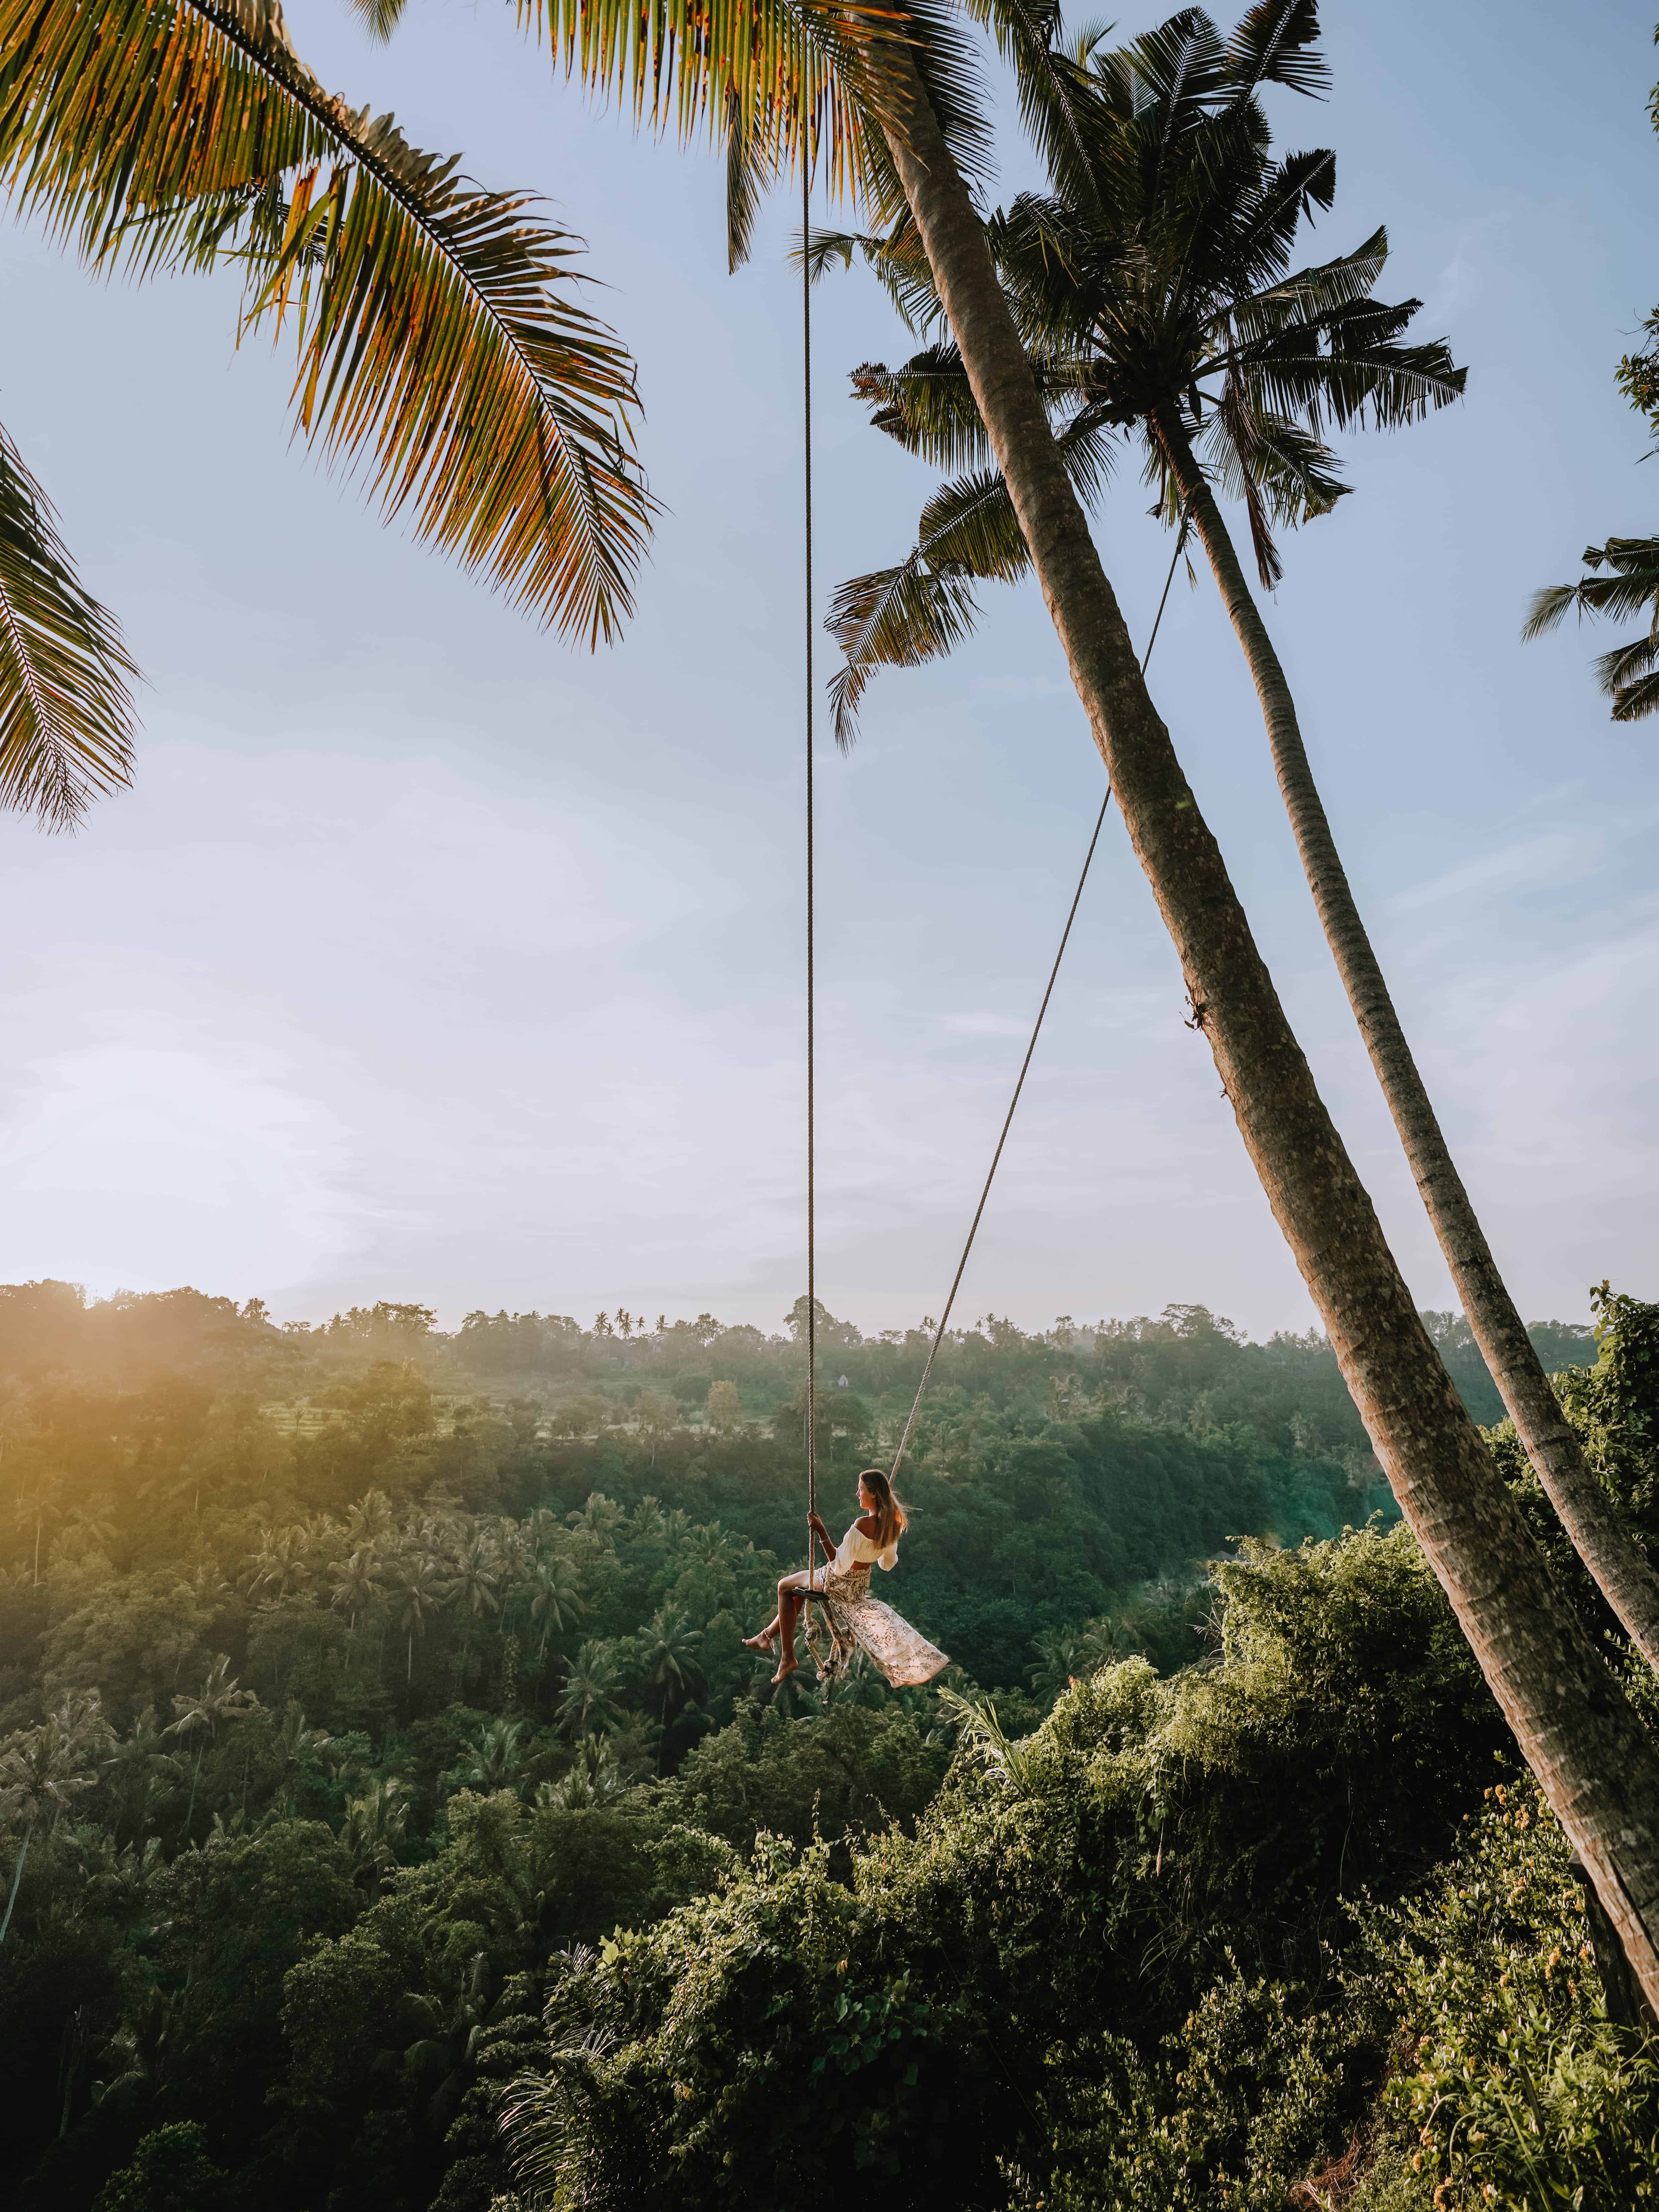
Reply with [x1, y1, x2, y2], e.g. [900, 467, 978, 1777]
[1153, 410, 1659, 1675]
[877, 57, 1659, 2004]
[0, 1815, 35, 1945]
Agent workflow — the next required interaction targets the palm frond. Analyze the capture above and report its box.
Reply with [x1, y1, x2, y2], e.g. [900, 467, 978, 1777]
[1224, 0, 1328, 100]
[852, 339, 1085, 465]
[799, 211, 942, 331]
[1609, 669, 1659, 721]
[826, 556, 986, 748]
[829, 410, 1112, 741]
[0, 0, 651, 642]
[1591, 628, 1659, 695]
[349, 0, 406, 39]
[1223, 223, 1388, 339]
[0, 425, 138, 830]
[963, 0, 1107, 217]
[725, 89, 771, 271]
[828, 466, 1024, 743]
[1520, 582, 1583, 642]
[1522, 541, 1659, 639]
[852, 345, 994, 467]
[510, 0, 990, 223]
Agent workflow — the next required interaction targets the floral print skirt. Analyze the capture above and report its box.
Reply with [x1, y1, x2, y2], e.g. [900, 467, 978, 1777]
[802, 1564, 949, 1689]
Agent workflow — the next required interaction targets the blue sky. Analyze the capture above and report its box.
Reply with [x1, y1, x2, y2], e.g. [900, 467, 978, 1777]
[1, 0, 1655, 1338]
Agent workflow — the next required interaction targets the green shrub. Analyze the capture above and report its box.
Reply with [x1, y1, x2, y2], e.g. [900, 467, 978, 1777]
[1365, 1781, 1659, 2211]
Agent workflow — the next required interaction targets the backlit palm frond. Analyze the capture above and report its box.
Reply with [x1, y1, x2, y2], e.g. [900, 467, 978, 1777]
[829, 410, 1113, 742]
[509, 0, 989, 236]
[351, 0, 407, 38]
[1523, 538, 1659, 719]
[828, 466, 1024, 743]
[852, 345, 993, 467]
[1207, 145, 1335, 296]
[0, 425, 138, 830]
[725, 90, 771, 272]
[1591, 626, 1659, 698]
[1103, 9, 1231, 128]
[826, 556, 986, 749]
[0, 0, 650, 642]
[1222, 223, 1388, 342]
[963, 0, 1108, 217]
[1223, 0, 1328, 100]
[1522, 540, 1659, 640]
[1606, 668, 1659, 723]
[1200, 392, 1345, 582]
[800, 212, 942, 332]
[851, 339, 1084, 467]
[1216, 311, 1463, 437]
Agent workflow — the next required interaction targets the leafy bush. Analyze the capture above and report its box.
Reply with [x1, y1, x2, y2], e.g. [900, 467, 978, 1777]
[1365, 1780, 1659, 2211]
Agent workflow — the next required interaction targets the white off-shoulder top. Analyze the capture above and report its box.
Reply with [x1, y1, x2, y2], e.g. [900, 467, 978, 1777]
[832, 1518, 898, 1574]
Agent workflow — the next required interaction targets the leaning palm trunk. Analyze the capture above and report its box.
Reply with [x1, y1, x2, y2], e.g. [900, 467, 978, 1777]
[1152, 410, 1659, 1678]
[878, 55, 1659, 2006]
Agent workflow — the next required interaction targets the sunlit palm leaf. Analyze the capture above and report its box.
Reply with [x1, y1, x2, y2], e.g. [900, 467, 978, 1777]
[0, 425, 137, 830]
[435, 0, 990, 247]
[0, 0, 651, 642]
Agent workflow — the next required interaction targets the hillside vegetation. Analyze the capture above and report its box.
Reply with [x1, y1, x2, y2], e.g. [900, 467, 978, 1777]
[0, 1280, 1650, 2212]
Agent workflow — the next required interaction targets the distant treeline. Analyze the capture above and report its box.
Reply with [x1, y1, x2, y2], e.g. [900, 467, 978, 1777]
[0, 1274, 1598, 1435]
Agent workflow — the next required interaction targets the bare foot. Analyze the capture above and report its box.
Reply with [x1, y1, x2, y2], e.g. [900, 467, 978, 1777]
[742, 1631, 775, 1653]
[771, 1658, 797, 1685]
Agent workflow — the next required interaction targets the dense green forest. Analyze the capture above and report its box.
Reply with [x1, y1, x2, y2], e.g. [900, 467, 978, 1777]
[2, 1278, 1653, 2210]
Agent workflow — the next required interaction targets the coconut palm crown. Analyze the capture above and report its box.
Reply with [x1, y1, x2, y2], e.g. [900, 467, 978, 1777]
[821, 4, 1464, 739]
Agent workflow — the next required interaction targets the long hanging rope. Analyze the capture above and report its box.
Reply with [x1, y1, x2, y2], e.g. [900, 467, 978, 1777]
[887, 519, 1190, 1487]
[802, 141, 819, 1590]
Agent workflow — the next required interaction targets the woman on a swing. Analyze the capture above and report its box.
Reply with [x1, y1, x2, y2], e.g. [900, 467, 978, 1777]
[743, 1467, 948, 1688]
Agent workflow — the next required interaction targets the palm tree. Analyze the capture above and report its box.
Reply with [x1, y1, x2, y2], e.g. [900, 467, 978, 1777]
[388, 1553, 454, 1683]
[1525, 537, 1659, 721]
[456, 1716, 529, 1793]
[163, 1654, 260, 1835]
[449, 1532, 503, 1624]
[345, 0, 1659, 1997]
[0, 1692, 112, 1942]
[341, 1776, 411, 1890]
[12, 1473, 61, 1587]
[825, 5, 1659, 1680]
[535, 1733, 628, 1810]
[0, 0, 653, 830]
[272, 1702, 334, 1817]
[329, 1546, 385, 1658]
[555, 1642, 623, 1739]
[526, 1556, 587, 1663]
[102, 1705, 187, 1843]
[636, 1605, 705, 1769]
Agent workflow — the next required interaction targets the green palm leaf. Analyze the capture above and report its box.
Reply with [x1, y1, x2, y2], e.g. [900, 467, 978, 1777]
[1524, 538, 1659, 721]
[409, 0, 990, 250]
[829, 410, 1112, 741]
[0, 425, 137, 830]
[0, 0, 651, 642]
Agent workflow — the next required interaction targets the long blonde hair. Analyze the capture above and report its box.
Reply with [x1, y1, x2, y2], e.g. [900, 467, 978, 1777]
[859, 1468, 908, 1550]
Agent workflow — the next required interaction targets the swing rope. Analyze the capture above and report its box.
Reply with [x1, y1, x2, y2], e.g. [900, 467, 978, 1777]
[885, 520, 1189, 1488]
[802, 139, 820, 1595]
